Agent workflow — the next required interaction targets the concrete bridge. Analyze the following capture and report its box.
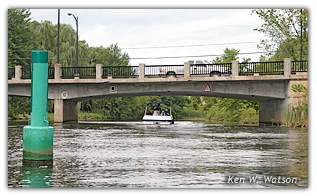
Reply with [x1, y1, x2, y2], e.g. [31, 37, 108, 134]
[8, 59, 308, 125]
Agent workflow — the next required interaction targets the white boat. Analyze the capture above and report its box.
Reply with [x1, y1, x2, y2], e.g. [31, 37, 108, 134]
[142, 106, 174, 124]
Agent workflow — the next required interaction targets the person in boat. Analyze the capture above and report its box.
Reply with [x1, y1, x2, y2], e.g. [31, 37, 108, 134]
[153, 103, 161, 111]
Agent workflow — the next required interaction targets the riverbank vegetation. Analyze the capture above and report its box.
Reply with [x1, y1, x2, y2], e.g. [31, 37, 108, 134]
[76, 96, 259, 125]
[8, 9, 308, 126]
[285, 84, 308, 128]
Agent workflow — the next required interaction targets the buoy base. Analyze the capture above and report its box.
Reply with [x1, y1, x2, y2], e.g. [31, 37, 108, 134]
[23, 126, 54, 161]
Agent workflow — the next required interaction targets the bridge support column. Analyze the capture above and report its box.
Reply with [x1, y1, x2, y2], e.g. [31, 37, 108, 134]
[54, 99, 78, 123]
[259, 99, 287, 125]
[259, 80, 307, 126]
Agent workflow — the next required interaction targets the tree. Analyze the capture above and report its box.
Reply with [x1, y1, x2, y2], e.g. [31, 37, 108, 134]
[8, 9, 34, 119]
[198, 48, 259, 125]
[8, 9, 34, 67]
[213, 48, 239, 63]
[88, 44, 129, 66]
[253, 9, 308, 60]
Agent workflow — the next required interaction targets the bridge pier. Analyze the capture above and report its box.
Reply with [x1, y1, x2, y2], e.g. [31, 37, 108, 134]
[259, 99, 287, 125]
[54, 99, 78, 123]
[259, 80, 307, 125]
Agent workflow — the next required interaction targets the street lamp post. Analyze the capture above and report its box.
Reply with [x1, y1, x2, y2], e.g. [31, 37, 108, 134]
[67, 12, 79, 76]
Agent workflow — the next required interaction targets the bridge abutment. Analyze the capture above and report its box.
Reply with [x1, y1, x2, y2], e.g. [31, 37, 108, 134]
[259, 80, 307, 125]
[54, 99, 78, 123]
[259, 99, 286, 125]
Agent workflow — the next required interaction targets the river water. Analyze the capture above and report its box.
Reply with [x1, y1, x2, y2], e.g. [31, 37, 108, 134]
[8, 121, 308, 188]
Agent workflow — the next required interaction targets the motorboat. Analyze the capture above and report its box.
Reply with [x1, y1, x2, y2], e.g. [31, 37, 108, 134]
[142, 104, 174, 125]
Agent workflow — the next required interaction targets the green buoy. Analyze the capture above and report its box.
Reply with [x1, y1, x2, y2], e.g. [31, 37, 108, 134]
[23, 51, 54, 160]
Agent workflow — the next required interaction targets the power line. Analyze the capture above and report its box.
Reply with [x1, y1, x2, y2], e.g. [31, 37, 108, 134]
[129, 51, 277, 60]
[8, 41, 257, 52]
[123, 41, 258, 50]
[9, 51, 281, 61]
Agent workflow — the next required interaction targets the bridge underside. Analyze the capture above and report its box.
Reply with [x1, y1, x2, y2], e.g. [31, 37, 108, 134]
[8, 79, 306, 125]
[9, 80, 287, 100]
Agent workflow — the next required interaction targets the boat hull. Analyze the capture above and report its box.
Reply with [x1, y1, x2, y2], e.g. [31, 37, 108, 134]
[142, 120, 173, 125]
[142, 115, 174, 124]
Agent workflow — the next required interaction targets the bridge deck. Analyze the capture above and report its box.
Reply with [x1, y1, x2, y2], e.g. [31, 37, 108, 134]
[8, 73, 307, 84]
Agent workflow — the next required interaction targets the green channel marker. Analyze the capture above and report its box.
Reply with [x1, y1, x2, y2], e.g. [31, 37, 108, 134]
[23, 51, 54, 160]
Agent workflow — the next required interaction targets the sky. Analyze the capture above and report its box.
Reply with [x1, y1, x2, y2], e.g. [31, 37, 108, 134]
[29, 9, 266, 66]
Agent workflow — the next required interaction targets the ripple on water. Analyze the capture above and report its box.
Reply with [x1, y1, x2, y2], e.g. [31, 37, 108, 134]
[8, 121, 307, 188]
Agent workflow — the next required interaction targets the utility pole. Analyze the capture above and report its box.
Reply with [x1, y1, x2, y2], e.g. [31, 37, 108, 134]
[300, 9, 303, 65]
[57, 9, 60, 64]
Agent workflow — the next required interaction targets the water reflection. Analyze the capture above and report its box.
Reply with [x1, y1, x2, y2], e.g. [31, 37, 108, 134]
[21, 160, 53, 188]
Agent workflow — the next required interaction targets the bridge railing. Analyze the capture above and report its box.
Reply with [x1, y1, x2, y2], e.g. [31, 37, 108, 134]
[21, 65, 32, 79]
[20, 65, 54, 79]
[144, 65, 184, 77]
[61, 66, 96, 79]
[48, 67, 55, 79]
[8, 68, 15, 79]
[102, 66, 139, 78]
[239, 61, 284, 75]
[292, 60, 308, 73]
[8, 59, 308, 81]
[190, 63, 232, 76]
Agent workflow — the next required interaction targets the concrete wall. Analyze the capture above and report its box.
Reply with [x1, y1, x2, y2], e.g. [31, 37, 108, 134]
[259, 80, 308, 125]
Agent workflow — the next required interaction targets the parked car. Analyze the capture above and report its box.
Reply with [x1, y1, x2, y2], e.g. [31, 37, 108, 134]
[145, 65, 184, 77]
[189, 60, 231, 76]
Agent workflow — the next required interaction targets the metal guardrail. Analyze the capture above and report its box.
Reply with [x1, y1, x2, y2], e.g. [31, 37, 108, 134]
[102, 66, 139, 78]
[61, 67, 96, 79]
[8, 68, 15, 79]
[292, 60, 308, 73]
[144, 65, 184, 77]
[239, 61, 284, 75]
[190, 63, 232, 76]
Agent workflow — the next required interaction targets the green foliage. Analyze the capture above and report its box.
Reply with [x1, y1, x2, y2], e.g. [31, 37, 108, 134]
[213, 48, 239, 63]
[8, 97, 30, 120]
[253, 9, 308, 60]
[196, 48, 260, 125]
[8, 9, 33, 119]
[8, 9, 33, 67]
[201, 97, 259, 125]
[79, 112, 105, 121]
[291, 84, 307, 97]
[79, 96, 189, 121]
[286, 84, 308, 127]
[89, 44, 129, 66]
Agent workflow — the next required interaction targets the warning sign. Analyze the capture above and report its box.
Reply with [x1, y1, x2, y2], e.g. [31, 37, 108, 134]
[203, 83, 211, 92]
